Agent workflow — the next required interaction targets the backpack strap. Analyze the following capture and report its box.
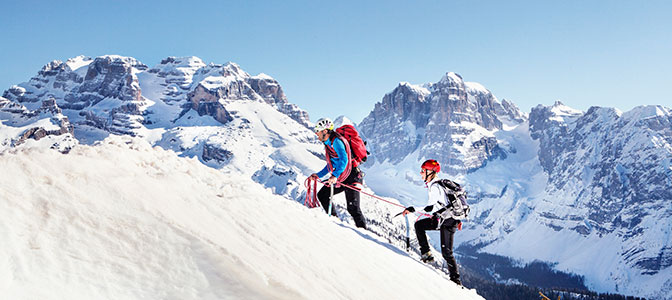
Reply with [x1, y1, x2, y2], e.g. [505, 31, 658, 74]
[325, 132, 352, 184]
[430, 181, 452, 208]
[431, 180, 467, 219]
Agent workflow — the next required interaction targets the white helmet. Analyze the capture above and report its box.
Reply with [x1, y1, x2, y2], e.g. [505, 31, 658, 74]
[314, 117, 334, 133]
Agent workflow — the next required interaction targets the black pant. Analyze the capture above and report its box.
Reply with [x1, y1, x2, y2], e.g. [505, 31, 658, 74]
[414, 217, 460, 281]
[317, 168, 367, 228]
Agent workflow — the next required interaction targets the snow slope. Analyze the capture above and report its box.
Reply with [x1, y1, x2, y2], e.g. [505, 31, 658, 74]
[0, 135, 481, 300]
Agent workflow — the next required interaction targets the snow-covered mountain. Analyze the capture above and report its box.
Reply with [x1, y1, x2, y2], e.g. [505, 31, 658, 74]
[2, 55, 479, 298]
[3, 55, 670, 298]
[359, 72, 672, 299]
[0, 55, 422, 241]
[359, 72, 525, 173]
[1, 55, 319, 197]
[0, 135, 481, 300]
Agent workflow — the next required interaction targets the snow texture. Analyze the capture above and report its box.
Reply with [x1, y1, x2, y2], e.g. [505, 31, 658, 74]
[0, 136, 481, 300]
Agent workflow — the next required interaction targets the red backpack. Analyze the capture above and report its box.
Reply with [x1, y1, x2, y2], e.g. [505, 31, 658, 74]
[334, 125, 368, 167]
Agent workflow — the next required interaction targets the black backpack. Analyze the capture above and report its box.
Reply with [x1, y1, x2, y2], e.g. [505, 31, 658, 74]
[433, 179, 470, 220]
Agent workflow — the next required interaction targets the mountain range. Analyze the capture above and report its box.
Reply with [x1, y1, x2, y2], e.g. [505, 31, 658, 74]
[1, 55, 670, 299]
[360, 72, 671, 298]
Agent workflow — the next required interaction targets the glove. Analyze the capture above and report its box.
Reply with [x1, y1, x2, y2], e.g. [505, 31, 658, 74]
[405, 206, 415, 213]
[423, 205, 434, 212]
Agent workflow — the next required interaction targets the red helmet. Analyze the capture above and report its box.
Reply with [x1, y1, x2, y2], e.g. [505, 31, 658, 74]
[421, 159, 440, 173]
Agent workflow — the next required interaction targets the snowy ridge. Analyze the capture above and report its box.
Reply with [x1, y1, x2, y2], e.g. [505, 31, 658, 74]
[546, 101, 584, 123]
[1, 55, 314, 189]
[464, 81, 490, 97]
[0, 136, 481, 300]
[398, 82, 431, 97]
[2, 55, 311, 141]
[64, 55, 94, 72]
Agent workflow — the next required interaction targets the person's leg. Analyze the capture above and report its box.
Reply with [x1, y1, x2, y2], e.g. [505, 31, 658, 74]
[344, 188, 366, 228]
[440, 219, 461, 285]
[317, 184, 344, 216]
[414, 217, 438, 254]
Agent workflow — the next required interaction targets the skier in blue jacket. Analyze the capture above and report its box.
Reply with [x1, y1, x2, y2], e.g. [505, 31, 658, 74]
[310, 118, 367, 229]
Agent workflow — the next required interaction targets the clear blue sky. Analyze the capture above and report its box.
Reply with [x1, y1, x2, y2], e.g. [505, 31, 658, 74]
[2, 0, 671, 123]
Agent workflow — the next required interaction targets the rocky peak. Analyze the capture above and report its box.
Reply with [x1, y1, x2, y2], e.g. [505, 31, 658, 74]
[620, 105, 672, 130]
[248, 73, 286, 104]
[431, 72, 468, 101]
[2, 58, 87, 107]
[84, 55, 147, 79]
[439, 71, 464, 85]
[64, 55, 93, 71]
[530, 102, 582, 134]
[0, 95, 30, 118]
[2, 86, 27, 103]
[145, 56, 207, 107]
[498, 99, 527, 123]
[221, 62, 247, 78]
[0, 97, 76, 153]
[37, 97, 62, 115]
[184, 63, 310, 128]
[83, 55, 147, 81]
[186, 84, 234, 124]
[379, 82, 431, 122]
[360, 73, 524, 172]
[159, 56, 205, 67]
[65, 55, 147, 108]
[357, 82, 432, 164]
[38, 60, 69, 77]
[150, 56, 206, 77]
[3, 54, 312, 143]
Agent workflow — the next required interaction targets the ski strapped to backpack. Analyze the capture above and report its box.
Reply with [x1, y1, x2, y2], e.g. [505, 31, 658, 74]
[431, 179, 470, 221]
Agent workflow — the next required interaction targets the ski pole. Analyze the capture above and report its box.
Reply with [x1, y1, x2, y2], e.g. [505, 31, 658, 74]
[328, 184, 334, 216]
[404, 213, 410, 252]
[392, 210, 412, 252]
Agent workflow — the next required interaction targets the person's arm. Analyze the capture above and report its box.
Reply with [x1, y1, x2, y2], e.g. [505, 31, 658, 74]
[402, 183, 442, 216]
[315, 165, 329, 178]
[403, 204, 434, 215]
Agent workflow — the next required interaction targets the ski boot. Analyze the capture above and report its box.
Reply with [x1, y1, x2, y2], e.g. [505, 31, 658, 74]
[420, 252, 435, 263]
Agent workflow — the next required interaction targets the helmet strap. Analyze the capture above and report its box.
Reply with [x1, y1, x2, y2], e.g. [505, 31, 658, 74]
[423, 169, 436, 183]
